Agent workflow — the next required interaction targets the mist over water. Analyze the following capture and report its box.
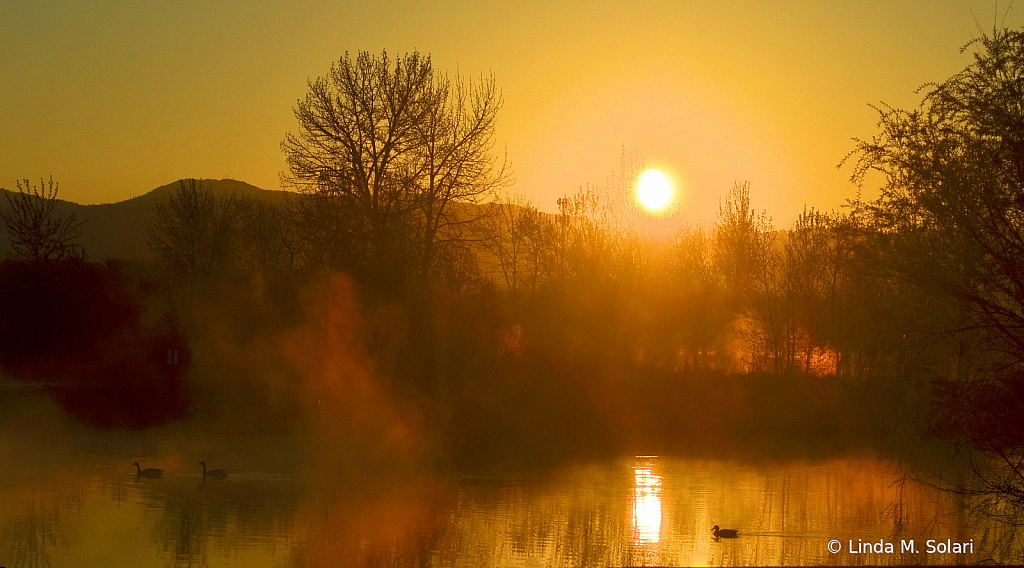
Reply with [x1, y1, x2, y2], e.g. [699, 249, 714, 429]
[183, 273, 428, 478]
[0, 418, 1005, 568]
[0, 272, 991, 567]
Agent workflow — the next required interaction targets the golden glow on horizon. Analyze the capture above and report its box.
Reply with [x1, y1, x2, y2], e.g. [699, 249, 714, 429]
[637, 169, 671, 210]
[632, 463, 662, 544]
[2, 2, 1018, 225]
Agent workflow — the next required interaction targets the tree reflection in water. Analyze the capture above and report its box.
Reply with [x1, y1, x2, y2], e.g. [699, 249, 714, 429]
[2, 453, 1020, 566]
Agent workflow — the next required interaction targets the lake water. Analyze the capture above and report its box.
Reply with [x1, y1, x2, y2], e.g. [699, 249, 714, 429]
[1, 442, 1009, 567]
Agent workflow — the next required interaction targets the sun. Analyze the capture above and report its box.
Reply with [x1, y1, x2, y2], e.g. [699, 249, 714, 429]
[637, 169, 671, 210]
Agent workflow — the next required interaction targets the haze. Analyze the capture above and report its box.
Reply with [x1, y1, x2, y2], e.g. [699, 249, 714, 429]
[4, 4, 1024, 564]
[3, 1, 1021, 224]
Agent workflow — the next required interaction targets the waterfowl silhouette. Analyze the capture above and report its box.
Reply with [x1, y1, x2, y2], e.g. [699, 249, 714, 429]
[712, 525, 738, 538]
[200, 461, 229, 479]
[134, 462, 163, 479]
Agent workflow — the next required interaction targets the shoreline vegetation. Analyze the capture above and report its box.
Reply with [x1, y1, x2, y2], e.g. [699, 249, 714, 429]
[2, 27, 1024, 560]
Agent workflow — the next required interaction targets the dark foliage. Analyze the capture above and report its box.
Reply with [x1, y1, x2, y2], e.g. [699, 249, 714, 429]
[846, 27, 1024, 525]
[0, 259, 190, 427]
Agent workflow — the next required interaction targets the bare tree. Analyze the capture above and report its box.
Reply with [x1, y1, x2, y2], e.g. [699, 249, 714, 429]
[1, 176, 83, 263]
[239, 199, 295, 282]
[282, 51, 433, 290]
[713, 181, 774, 300]
[480, 192, 537, 297]
[281, 50, 509, 295]
[666, 225, 714, 291]
[413, 72, 511, 285]
[147, 179, 242, 281]
[783, 208, 841, 373]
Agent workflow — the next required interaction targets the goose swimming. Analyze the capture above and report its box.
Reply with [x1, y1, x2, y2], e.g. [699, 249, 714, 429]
[134, 462, 163, 479]
[200, 461, 229, 479]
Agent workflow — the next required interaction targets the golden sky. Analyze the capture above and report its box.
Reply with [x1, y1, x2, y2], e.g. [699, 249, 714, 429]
[1, 1, 1020, 226]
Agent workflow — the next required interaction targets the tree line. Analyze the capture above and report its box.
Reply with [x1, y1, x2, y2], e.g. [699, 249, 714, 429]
[2, 31, 1024, 528]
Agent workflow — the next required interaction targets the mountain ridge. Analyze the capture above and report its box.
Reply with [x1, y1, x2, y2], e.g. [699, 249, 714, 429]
[0, 178, 291, 261]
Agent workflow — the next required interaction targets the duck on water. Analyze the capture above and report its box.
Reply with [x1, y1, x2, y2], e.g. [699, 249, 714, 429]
[712, 525, 738, 539]
[134, 462, 163, 479]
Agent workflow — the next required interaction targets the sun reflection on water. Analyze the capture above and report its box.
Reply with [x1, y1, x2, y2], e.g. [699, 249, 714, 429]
[632, 458, 662, 545]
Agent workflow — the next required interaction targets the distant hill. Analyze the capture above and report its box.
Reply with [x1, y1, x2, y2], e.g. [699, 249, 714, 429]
[0, 179, 291, 261]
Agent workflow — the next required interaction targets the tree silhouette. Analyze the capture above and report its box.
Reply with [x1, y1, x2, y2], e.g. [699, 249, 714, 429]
[713, 181, 773, 300]
[411, 71, 510, 286]
[147, 179, 243, 281]
[849, 26, 1024, 518]
[1, 176, 83, 264]
[281, 50, 508, 297]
